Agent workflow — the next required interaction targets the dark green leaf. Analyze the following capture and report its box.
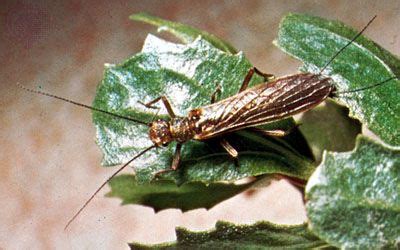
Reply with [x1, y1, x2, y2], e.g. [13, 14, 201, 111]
[159, 131, 314, 184]
[275, 13, 400, 146]
[106, 174, 255, 212]
[306, 136, 400, 248]
[93, 35, 314, 183]
[297, 99, 361, 163]
[130, 12, 237, 54]
[129, 221, 330, 249]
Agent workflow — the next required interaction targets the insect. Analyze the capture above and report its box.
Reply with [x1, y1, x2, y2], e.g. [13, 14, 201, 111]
[18, 15, 397, 229]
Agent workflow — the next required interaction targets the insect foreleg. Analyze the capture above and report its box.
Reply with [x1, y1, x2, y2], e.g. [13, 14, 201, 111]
[239, 67, 275, 93]
[154, 143, 183, 177]
[154, 143, 182, 177]
[138, 95, 176, 118]
[171, 143, 182, 170]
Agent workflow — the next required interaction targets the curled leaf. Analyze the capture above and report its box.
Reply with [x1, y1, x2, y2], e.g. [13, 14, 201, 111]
[275, 13, 400, 146]
[306, 136, 400, 248]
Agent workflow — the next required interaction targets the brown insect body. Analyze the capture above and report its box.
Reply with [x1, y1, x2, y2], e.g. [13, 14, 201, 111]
[149, 73, 334, 146]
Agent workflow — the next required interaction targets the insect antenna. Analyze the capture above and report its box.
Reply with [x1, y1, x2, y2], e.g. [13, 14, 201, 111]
[64, 145, 156, 230]
[314, 15, 398, 95]
[319, 15, 377, 74]
[332, 76, 398, 96]
[151, 109, 161, 123]
[17, 83, 150, 126]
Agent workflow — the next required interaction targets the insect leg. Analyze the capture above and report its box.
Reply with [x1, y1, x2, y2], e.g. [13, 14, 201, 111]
[254, 67, 275, 81]
[171, 143, 183, 170]
[259, 129, 288, 137]
[154, 143, 183, 177]
[249, 128, 288, 137]
[220, 139, 239, 167]
[238, 67, 275, 93]
[248, 126, 299, 137]
[210, 67, 275, 103]
[238, 68, 255, 93]
[220, 138, 238, 158]
[210, 85, 222, 103]
[138, 96, 176, 118]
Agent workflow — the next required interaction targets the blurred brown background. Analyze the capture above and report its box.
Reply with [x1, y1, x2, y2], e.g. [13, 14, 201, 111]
[1, 0, 399, 249]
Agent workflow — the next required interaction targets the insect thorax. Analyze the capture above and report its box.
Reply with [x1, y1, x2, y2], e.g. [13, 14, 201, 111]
[149, 109, 202, 146]
[169, 111, 201, 143]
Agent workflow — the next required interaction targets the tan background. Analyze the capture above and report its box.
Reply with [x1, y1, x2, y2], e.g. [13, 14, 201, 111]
[1, 0, 399, 249]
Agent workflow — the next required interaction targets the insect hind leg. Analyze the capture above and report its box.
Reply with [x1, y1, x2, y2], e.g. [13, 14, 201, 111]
[220, 139, 240, 167]
[248, 123, 301, 138]
[254, 67, 275, 82]
[238, 67, 275, 93]
[210, 67, 274, 103]
[210, 84, 222, 104]
[248, 127, 297, 137]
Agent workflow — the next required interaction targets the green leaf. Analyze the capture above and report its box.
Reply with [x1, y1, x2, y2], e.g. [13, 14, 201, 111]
[93, 35, 314, 183]
[305, 136, 400, 248]
[160, 131, 314, 184]
[129, 221, 330, 249]
[275, 13, 400, 146]
[106, 174, 256, 212]
[130, 12, 237, 54]
[296, 99, 361, 163]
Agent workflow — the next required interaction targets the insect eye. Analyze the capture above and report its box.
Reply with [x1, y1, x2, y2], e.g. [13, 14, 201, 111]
[162, 142, 169, 147]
